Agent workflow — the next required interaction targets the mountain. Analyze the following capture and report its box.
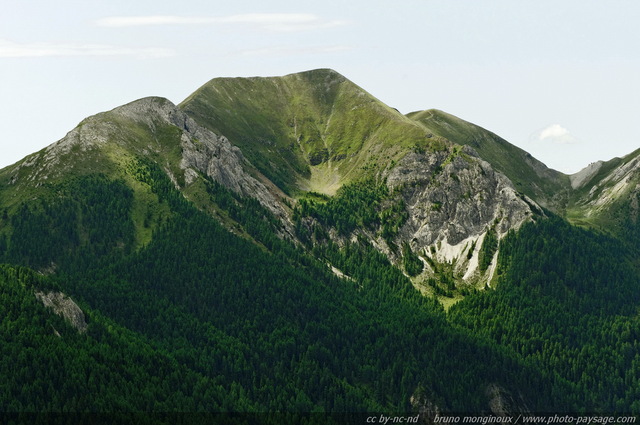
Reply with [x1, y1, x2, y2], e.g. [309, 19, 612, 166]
[179, 69, 428, 195]
[0, 96, 293, 248]
[179, 69, 548, 291]
[1, 69, 543, 289]
[566, 149, 640, 240]
[406, 109, 570, 211]
[1, 69, 640, 417]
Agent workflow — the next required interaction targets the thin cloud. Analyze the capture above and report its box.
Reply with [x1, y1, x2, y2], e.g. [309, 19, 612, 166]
[96, 13, 349, 32]
[532, 124, 578, 144]
[0, 39, 173, 58]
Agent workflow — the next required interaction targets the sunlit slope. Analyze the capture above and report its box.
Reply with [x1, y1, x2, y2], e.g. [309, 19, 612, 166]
[566, 148, 640, 241]
[180, 69, 429, 195]
[407, 109, 571, 210]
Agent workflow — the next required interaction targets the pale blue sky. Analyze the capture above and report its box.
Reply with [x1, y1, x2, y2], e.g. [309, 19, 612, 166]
[2, 0, 639, 173]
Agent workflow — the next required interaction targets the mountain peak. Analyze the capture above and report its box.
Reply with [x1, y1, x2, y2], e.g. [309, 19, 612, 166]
[287, 67, 344, 78]
[407, 107, 569, 209]
[179, 68, 426, 194]
[110, 96, 175, 115]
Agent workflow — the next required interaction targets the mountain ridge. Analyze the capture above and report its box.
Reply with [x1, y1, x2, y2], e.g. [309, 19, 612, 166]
[3, 68, 639, 286]
[1, 68, 640, 415]
[407, 108, 570, 211]
[179, 68, 430, 195]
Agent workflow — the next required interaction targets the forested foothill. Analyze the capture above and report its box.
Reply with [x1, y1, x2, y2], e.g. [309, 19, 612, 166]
[1, 69, 640, 419]
[0, 164, 638, 416]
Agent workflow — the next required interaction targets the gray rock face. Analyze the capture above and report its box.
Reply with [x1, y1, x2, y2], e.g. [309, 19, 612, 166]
[571, 153, 640, 226]
[387, 147, 536, 249]
[410, 383, 529, 422]
[176, 113, 292, 230]
[117, 98, 294, 236]
[35, 291, 88, 334]
[570, 161, 604, 189]
[485, 383, 530, 416]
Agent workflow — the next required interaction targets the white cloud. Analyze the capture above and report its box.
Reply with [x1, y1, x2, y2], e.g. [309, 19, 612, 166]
[533, 124, 577, 144]
[95, 13, 348, 32]
[540, 124, 569, 140]
[0, 39, 173, 58]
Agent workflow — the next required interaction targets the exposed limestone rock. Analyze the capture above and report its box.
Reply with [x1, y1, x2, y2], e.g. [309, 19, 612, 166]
[178, 119, 287, 217]
[485, 383, 530, 416]
[114, 97, 294, 237]
[383, 147, 538, 284]
[388, 148, 535, 249]
[328, 264, 353, 281]
[409, 387, 442, 424]
[297, 146, 541, 287]
[410, 384, 529, 421]
[570, 160, 603, 189]
[35, 291, 88, 334]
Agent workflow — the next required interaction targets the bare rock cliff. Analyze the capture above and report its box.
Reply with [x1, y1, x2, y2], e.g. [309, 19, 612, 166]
[35, 291, 88, 334]
[114, 98, 294, 236]
[385, 145, 540, 282]
[389, 147, 535, 247]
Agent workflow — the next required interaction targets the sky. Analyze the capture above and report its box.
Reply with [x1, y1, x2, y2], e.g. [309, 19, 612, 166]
[1, 1, 640, 174]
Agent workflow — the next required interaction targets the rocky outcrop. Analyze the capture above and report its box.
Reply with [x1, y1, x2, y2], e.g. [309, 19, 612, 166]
[385, 146, 539, 281]
[176, 114, 292, 232]
[35, 291, 88, 334]
[8, 97, 294, 237]
[116, 98, 294, 236]
[389, 147, 535, 246]
[564, 151, 640, 242]
[485, 383, 530, 416]
[410, 385, 443, 424]
[570, 161, 603, 189]
[410, 383, 529, 422]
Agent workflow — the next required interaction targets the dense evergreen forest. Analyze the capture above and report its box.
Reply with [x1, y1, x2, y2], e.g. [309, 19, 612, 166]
[450, 218, 640, 413]
[0, 160, 639, 418]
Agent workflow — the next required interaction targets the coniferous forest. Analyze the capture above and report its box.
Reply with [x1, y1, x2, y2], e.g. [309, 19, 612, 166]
[0, 161, 639, 421]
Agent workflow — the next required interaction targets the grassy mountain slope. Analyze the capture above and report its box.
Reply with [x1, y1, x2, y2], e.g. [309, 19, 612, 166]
[407, 109, 571, 210]
[180, 69, 431, 195]
[0, 97, 183, 247]
[179, 69, 548, 294]
[566, 148, 640, 242]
